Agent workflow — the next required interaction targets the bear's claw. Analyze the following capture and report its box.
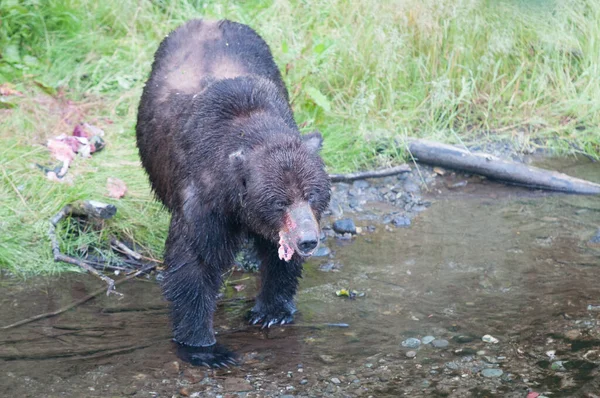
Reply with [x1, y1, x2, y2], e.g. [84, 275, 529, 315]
[175, 342, 238, 368]
[248, 310, 294, 328]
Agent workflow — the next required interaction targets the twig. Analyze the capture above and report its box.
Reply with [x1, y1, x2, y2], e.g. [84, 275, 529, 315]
[1, 262, 157, 330]
[110, 236, 142, 260]
[329, 164, 411, 183]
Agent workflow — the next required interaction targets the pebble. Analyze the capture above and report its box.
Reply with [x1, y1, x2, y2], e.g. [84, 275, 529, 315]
[401, 338, 421, 348]
[564, 329, 581, 340]
[588, 304, 600, 311]
[300, 379, 308, 385]
[453, 335, 475, 343]
[331, 377, 341, 384]
[405, 351, 417, 358]
[481, 368, 503, 378]
[332, 218, 357, 234]
[352, 180, 370, 190]
[391, 216, 411, 227]
[313, 246, 331, 257]
[445, 362, 459, 370]
[403, 180, 420, 193]
[482, 334, 499, 344]
[422, 336, 435, 344]
[551, 361, 567, 372]
[431, 339, 449, 348]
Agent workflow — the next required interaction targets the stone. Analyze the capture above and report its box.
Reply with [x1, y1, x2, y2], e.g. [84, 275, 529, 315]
[333, 219, 357, 234]
[222, 377, 253, 392]
[313, 246, 331, 257]
[391, 216, 411, 227]
[406, 351, 417, 358]
[422, 336, 435, 344]
[401, 338, 421, 348]
[481, 368, 503, 378]
[431, 339, 449, 348]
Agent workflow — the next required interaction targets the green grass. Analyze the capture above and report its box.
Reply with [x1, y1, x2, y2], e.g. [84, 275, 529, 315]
[1, 0, 599, 274]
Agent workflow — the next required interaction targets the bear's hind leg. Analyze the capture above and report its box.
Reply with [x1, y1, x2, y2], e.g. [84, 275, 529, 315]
[162, 212, 238, 367]
[249, 235, 303, 328]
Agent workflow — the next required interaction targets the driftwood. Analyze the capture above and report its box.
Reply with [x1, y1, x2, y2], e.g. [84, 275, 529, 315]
[329, 164, 410, 183]
[409, 139, 600, 195]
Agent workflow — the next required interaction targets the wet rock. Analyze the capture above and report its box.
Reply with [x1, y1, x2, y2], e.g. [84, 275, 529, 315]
[353, 180, 370, 190]
[300, 379, 308, 385]
[318, 261, 342, 272]
[422, 336, 435, 344]
[445, 361, 459, 370]
[403, 180, 420, 193]
[319, 354, 335, 364]
[333, 219, 356, 234]
[453, 335, 476, 343]
[401, 338, 421, 348]
[587, 304, 600, 311]
[313, 246, 331, 257]
[406, 351, 417, 358]
[481, 368, 503, 378]
[551, 361, 567, 372]
[331, 377, 341, 384]
[163, 361, 180, 376]
[391, 216, 411, 227]
[222, 377, 253, 392]
[431, 339, 449, 348]
[565, 329, 581, 340]
[588, 228, 600, 245]
[482, 334, 499, 344]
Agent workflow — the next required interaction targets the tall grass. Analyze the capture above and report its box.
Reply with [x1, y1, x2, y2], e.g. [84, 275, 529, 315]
[1, 0, 599, 273]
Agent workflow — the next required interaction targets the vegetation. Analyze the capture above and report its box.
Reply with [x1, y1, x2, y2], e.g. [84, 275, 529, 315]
[1, 0, 599, 273]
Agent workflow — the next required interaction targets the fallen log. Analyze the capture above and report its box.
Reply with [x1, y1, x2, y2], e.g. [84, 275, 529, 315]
[409, 139, 600, 195]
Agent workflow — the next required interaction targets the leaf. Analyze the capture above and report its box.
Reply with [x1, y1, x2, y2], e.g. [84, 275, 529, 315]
[281, 40, 289, 54]
[305, 86, 331, 113]
[313, 43, 326, 55]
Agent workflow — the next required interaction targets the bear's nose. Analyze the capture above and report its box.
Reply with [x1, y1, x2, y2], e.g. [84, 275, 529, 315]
[297, 239, 318, 254]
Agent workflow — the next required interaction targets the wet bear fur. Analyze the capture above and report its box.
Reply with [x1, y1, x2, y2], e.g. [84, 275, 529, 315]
[136, 19, 330, 366]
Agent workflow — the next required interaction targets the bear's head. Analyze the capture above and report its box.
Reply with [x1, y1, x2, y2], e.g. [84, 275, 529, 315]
[230, 131, 330, 260]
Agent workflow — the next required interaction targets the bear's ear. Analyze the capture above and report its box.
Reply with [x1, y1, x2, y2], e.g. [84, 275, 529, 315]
[302, 130, 323, 154]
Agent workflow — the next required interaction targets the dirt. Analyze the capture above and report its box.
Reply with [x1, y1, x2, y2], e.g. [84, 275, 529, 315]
[1, 156, 599, 397]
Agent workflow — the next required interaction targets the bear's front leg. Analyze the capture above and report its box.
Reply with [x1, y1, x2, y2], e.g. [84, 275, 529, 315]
[162, 213, 238, 368]
[249, 235, 303, 328]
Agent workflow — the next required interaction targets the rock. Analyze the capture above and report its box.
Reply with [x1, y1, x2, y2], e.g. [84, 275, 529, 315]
[406, 351, 417, 358]
[422, 336, 435, 344]
[401, 337, 421, 348]
[453, 335, 476, 343]
[403, 180, 420, 193]
[588, 228, 600, 245]
[319, 354, 335, 364]
[481, 368, 503, 378]
[391, 216, 411, 227]
[445, 361, 459, 370]
[179, 387, 190, 397]
[353, 180, 370, 190]
[431, 339, 449, 348]
[222, 377, 253, 392]
[318, 261, 342, 272]
[564, 329, 581, 340]
[482, 334, 499, 344]
[300, 379, 308, 385]
[551, 361, 567, 372]
[331, 377, 341, 384]
[163, 361, 180, 376]
[333, 219, 357, 234]
[588, 304, 600, 311]
[313, 246, 331, 257]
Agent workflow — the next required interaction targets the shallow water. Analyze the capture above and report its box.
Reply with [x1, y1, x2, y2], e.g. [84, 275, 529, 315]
[1, 158, 599, 397]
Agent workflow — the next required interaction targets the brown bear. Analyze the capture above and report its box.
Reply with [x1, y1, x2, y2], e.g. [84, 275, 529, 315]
[136, 19, 331, 367]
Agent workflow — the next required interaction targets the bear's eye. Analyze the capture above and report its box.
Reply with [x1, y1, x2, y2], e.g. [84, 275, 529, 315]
[274, 200, 287, 211]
